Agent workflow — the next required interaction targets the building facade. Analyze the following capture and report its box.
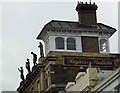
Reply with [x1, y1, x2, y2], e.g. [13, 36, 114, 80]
[93, 67, 120, 93]
[17, 2, 120, 93]
[65, 67, 120, 93]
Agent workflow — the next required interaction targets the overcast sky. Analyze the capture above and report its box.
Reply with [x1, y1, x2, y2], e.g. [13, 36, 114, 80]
[0, 0, 119, 92]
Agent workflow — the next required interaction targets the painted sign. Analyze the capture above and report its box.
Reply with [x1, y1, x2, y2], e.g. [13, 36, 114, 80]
[64, 57, 115, 67]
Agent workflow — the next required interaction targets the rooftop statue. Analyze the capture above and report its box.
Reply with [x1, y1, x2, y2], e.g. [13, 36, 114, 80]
[31, 52, 37, 66]
[38, 42, 44, 57]
[18, 67, 25, 81]
[26, 59, 31, 74]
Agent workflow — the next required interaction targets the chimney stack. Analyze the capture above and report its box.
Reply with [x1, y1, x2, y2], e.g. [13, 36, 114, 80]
[76, 2, 98, 25]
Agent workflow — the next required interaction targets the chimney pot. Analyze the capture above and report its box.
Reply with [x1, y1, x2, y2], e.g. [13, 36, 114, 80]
[76, 2, 98, 25]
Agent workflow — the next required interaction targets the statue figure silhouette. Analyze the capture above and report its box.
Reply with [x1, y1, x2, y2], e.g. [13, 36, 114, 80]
[18, 67, 24, 81]
[26, 59, 31, 74]
[31, 52, 37, 66]
[38, 42, 44, 57]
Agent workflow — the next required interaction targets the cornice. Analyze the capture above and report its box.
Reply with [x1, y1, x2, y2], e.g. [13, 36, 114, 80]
[17, 64, 44, 92]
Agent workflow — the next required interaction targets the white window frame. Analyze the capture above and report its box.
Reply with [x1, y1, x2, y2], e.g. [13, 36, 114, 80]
[55, 37, 65, 49]
[99, 39, 109, 53]
[67, 37, 76, 50]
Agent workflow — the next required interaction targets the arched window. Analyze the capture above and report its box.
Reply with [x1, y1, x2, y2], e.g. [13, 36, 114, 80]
[55, 37, 64, 49]
[67, 38, 76, 50]
[100, 39, 108, 52]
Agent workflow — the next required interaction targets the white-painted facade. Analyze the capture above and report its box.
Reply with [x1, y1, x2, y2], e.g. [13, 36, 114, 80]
[42, 30, 110, 55]
[65, 67, 120, 92]
[65, 68, 99, 92]
[92, 67, 120, 92]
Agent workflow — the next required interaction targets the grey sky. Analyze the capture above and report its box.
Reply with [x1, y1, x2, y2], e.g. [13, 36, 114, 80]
[119, 2, 120, 53]
[1, 0, 119, 92]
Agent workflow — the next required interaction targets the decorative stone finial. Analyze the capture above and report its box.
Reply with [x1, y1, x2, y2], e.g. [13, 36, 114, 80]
[90, 1, 91, 4]
[89, 0, 91, 3]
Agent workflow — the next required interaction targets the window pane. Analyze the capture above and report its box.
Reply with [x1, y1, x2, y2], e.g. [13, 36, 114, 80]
[67, 38, 76, 50]
[100, 39, 107, 52]
[55, 37, 64, 49]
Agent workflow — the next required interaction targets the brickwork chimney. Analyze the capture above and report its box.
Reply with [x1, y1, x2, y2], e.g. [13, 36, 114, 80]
[76, 2, 98, 25]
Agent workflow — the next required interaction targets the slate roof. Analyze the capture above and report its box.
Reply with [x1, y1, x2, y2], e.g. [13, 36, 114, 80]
[37, 20, 117, 39]
[44, 20, 116, 30]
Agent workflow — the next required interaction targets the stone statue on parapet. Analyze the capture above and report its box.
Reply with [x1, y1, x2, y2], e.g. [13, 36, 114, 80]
[26, 59, 31, 74]
[18, 67, 25, 81]
[38, 42, 44, 57]
[31, 52, 37, 66]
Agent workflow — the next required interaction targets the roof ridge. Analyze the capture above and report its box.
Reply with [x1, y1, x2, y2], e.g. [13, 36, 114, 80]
[98, 23, 116, 30]
[51, 20, 78, 23]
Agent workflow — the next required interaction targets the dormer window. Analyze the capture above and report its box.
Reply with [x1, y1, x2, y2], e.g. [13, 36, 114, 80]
[67, 38, 76, 50]
[55, 37, 64, 49]
[100, 39, 108, 53]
